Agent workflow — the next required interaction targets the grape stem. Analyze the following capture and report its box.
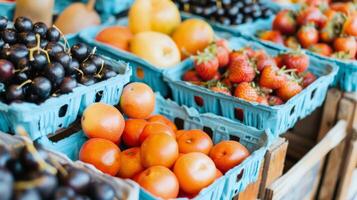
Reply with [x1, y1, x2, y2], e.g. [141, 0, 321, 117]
[16, 79, 32, 90]
[14, 176, 48, 190]
[94, 60, 105, 79]
[29, 34, 51, 64]
[73, 67, 84, 77]
[83, 47, 97, 63]
[53, 25, 71, 54]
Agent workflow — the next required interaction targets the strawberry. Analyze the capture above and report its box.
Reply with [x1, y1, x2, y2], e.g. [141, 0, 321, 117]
[274, 54, 284, 68]
[268, 95, 284, 106]
[296, 6, 326, 28]
[276, 81, 303, 101]
[216, 39, 230, 51]
[284, 36, 300, 50]
[234, 82, 259, 102]
[253, 51, 277, 72]
[309, 43, 333, 57]
[258, 30, 284, 45]
[330, 2, 355, 15]
[229, 51, 249, 65]
[228, 57, 256, 84]
[182, 70, 201, 82]
[297, 24, 319, 48]
[221, 78, 233, 90]
[241, 47, 256, 58]
[301, 71, 317, 88]
[342, 14, 357, 37]
[209, 44, 230, 68]
[281, 52, 309, 73]
[273, 10, 297, 35]
[257, 95, 269, 105]
[194, 52, 219, 81]
[212, 72, 222, 81]
[210, 84, 232, 96]
[259, 65, 287, 89]
[333, 36, 357, 59]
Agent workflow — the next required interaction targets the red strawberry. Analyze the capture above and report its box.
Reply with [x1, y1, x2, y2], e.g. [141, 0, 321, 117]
[309, 43, 333, 57]
[259, 65, 287, 89]
[212, 72, 222, 81]
[221, 78, 233, 90]
[276, 81, 303, 101]
[253, 52, 277, 72]
[297, 6, 326, 28]
[229, 51, 249, 65]
[333, 36, 357, 59]
[216, 39, 230, 51]
[281, 52, 309, 73]
[284, 36, 300, 50]
[273, 10, 297, 35]
[297, 24, 319, 48]
[268, 95, 284, 106]
[194, 52, 219, 81]
[234, 82, 259, 102]
[183, 70, 201, 82]
[257, 95, 269, 105]
[228, 57, 256, 84]
[241, 47, 256, 58]
[215, 46, 230, 68]
[210, 85, 232, 96]
[274, 55, 284, 68]
[342, 14, 357, 37]
[258, 30, 284, 45]
[301, 71, 317, 88]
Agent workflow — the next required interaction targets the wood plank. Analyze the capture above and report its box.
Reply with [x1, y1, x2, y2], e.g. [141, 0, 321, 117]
[318, 89, 342, 141]
[258, 138, 288, 199]
[284, 132, 315, 160]
[318, 99, 355, 200]
[236, 163, 264, 200]
[267, 121, 347, 200]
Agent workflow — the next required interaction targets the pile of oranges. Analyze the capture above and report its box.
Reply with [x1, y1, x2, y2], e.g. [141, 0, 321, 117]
[78, 82, 250, 199]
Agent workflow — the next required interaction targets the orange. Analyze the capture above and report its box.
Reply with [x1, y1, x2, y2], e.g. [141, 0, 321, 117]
[147, 114, 177, 132]
[176, 129, 213, 155]
[209, 141, 250, 173]
[120, 82, 155, 119]
[139, 122, 175, 144]
[79, 138, 121, 176]
[117, 147, 144, 179]
[141, 132, 179, 168]
[122, 119, 148, 147]
[172, 18, 214, 59]
[82, 103, 125, 143]
[136, 166, 179, 199]
[95, 26, 133, 51]
[173, 152, 216, 194]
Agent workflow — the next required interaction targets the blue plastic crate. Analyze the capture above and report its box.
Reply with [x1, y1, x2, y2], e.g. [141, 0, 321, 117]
[236, 15, 357, 92]
[0, 57, 131, 140]
[164, 36, 338, 136]
[0, 2, 14, 19]
[37, 94, 269, 200]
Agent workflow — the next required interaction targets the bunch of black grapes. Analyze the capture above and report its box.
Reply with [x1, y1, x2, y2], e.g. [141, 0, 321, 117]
[0, 16, 118, 104]
[174, 0, 274, 25]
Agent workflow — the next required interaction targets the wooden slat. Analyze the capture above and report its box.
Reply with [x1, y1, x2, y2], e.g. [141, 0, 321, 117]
[236, 163, 264, 200]
[258, 138, 288, 199]
[266, 121, 348, 200]
[284, 132, 315, 160]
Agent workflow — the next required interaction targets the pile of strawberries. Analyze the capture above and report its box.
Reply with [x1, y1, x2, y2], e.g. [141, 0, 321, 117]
[259, 2, 357, 59]
[182, 39, 316, 106]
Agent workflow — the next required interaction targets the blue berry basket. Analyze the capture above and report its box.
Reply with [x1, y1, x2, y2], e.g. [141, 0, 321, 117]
[37, 94, 270, 200]
[0, 1, 14, 19]
[164, 36, 338, 136]
[0, 57, 131, 140]
[236, 15, 357, 92]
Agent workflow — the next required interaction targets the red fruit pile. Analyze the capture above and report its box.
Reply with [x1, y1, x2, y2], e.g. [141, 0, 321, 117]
[259, 3, 357, 60]
[182, 40, 317, 105]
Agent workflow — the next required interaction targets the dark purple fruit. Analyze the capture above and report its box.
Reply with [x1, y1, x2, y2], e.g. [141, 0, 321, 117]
[1, 29, 17, 44]
[79, 76, 97, 86]
[46, 42, 64, 58]
[7, 159, 24, 179]
[102, 68, 117, 80]
[0, 38, 4, 50]
[63, 168, 91, 194]
[6, 84, 24, 102]
[17, 57, 30, 69]
[13, 189, 41, 200]
[0, 168, 13, 200]
[44, 62, 65, 86]
[13, 72, 29, 84]
[0, 145, 11, 168]
[0, 16, 8, 31]
[9, 44, 29, 64]
[20, 147, 39, 169]
[89, 54, 104, 68]
[31, 51, 48, 71]
[54, 187, 75, 200]
[33, 22, 48, 38]
[0, 59, 14, 82]
[14, 17, 33, 32]
[71, 43, 89, 61]
[66, 59, 79, 75]
[60, 77, 77, 94]
[35, 173, 58, 199]
[54, 51, 71, 69]
[0, 47, 11, 59]
[30, 76, 52, 101]
[40, 39, 48, 49]
[18, 32, 37, 47]
[80, 60, 97, 75]
[89, 182, 115, 200]
[47, 27, 61, 42]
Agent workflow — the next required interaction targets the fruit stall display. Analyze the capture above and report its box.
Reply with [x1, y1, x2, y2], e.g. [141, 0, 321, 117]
[164, 36, 337, 135]
[236, 2, 357, 92]
[0, 132, 138, 200]
[0, 16, 131, 139]
[36, 82, 269, 199]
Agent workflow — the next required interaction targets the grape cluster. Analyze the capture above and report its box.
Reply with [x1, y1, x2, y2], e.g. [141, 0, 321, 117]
[0, 16, 117, 104]
[174, 0, 274, 25]
[0, 143, 116, 200]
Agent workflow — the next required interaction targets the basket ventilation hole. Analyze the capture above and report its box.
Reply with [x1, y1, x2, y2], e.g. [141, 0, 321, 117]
[194, 96, 204, 107]
[136, 67, 144, 79]
[203, 126, 213, 139]
[236, 169, 244, 183]
[174, 118, 184, 130]
[311, 89, 317, 99]
[290, 106, 295, 116]
[58, 104, 68, 118]
[234, 108, 244, 122]
[95, 90, 104, 102]
[229, 135, 240, 142]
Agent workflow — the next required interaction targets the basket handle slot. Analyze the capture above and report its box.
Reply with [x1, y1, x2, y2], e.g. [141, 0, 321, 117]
[58, 104, 68, 118]
[229, 134, 240, 142]
[95, 90, 104, 102]
[290, 106, 295, 116]
[236, 169, 244, 183]
[194, 96, 204, 107]
[174, 117, 184, 130]
[310, 89, 317, 100]
[136, 66, 144, 79]
[203, 126, 213, 139]
[234, 108, 244, 122]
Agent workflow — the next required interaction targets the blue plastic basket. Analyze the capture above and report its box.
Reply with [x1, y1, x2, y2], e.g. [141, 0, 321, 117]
[0, 57, 131, 140]
[0, 2, 15, 19]
[37, 94, 269, 200]
[164, 36, 338, 136]
[236, 16, 357, 92]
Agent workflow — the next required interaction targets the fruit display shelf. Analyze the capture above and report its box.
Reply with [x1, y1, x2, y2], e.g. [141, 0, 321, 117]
[235, 15, 357, 92]
[0, 132, 139, 200]
[0, 56, 131, 141]
[164, 36, 338, 136]
[37, 94, 271, 200]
